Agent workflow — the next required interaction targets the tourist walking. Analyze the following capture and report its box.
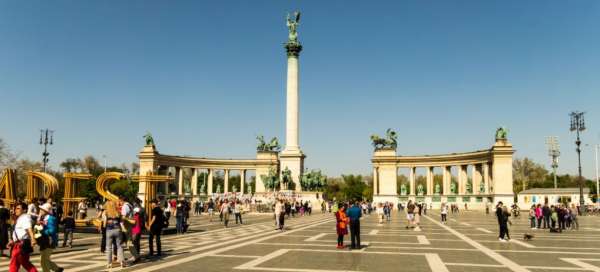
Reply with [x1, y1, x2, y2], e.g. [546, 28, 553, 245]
[383, 203, 391, 222]
[176, 200, 184, 234]
[207, 199, 215, 222]
[221, 200, 231, 228]
[9, 202, 38, 272]
[147, 200, 164, 257]
[542, 204, 551, 229]
[274, 199, 284, 230]
[37, 203, 63, 272]
[347, 201, 362, 249]
[529, 205, 536, 229]
[502, 206, 511, 240]
[234, 201, 243, 224]
[0, 200, 9, 257]
[535, 204, 542, 228]
[77, 200, 87, 220]
[60, 211, 75, 248]
[570, 204, 579, 230]
[440, 203, 448, 224]
[376, 203, 384, 225]
[102, 200, 125, 268]
[335, 204, 349, 249]
[406, 200, 415, 229]
[496, 202, 508, 242]
[129, 207, 143, 263]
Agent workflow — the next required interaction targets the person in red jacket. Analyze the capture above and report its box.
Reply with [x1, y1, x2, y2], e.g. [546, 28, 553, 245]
[335, 204, 349, 249]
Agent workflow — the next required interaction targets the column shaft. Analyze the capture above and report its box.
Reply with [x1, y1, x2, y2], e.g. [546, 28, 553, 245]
[427, 167, 433, 195]
[191, 168, 198, 197]
[177, 167, 183, 196]
[284, 56, 300, 151]
[373, 168, 379, 195]
[224, 169, 230, 193]
[240, 170, 246, 194]
[483, 163, 490, 194]
[207, 169, 213, 195]
[409, 167, 416, 195]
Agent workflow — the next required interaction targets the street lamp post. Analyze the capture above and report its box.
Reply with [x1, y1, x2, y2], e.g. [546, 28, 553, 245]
[545, 136, 560, 189]
[39, 129, 54, 172]
[569, 111, 586, 212]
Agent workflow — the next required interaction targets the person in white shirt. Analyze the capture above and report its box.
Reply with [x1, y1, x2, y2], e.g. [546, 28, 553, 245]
[274, 200, 283, 230]
[9, 202, 38, 272]
[27, 198, 38, 221]
[440, 203, 448, 224]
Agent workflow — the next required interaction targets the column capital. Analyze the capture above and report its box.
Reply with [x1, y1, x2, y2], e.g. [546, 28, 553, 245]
[285, 41, 302, 57]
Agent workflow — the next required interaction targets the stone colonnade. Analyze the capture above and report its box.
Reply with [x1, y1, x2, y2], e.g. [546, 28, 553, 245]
[138, 145, 280, 201]
[372, 139, 514, 209]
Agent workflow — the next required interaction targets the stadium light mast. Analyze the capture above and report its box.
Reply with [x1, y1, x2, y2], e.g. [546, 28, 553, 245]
[569, 111, 585, 211]
[545, 136, 560, 189]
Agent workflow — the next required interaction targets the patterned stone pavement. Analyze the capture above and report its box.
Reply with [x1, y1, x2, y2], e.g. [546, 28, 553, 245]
[4, 210, 600, 272]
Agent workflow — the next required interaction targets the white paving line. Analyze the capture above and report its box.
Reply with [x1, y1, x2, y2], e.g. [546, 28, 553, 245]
[423, 214, 530, 272]
[446, 262, 505, 268]
[134, 218, 334, 272]
[368, 229, 379, 235]
[305, 233, 327, 242]
[509, 239, 536, 248]
[560, 258, 600, 272]
[425, 253, 450, 272]
[477, 227, 493, 233]
[211, 254, 263, 259]
[460, 222, 472, 226]
[417, 235, 431, 245]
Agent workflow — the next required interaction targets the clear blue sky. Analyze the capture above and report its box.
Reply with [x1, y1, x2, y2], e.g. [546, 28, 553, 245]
[1, 1, 599, 178]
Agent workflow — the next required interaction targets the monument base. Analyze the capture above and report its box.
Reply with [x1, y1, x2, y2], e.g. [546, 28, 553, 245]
[279, 150, 305, 191]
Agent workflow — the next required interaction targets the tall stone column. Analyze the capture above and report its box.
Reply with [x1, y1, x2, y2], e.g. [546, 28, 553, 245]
[458, 165, 467, 195]
[472, 164, 482, 195]
[177, 167, 184, 196]
[224, 169, 230, 193]
[280, 33, 305, 192]
[442, 166, 451, 195]
[426, 167, 433, 195]
[409, 167, 416, 195]
[483, 163, 490, 194]
[191, 168, 198, 198]
[491, 139, 514, 206]
[240, 170, 246, 194]
[207, 169, 213, 195]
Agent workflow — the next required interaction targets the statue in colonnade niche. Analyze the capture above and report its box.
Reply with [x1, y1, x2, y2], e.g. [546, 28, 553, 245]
[434, 183, 441, 194]
[143, 132, 155, 146]
[466, 182, 472, 193]
[495, 127, 509, 141]
[232, 185, 237, 193]
[400, 183, 407, 195]
[281, 167, 292, 190]
[450, 182, 457, 194]
[480, 182, 485, 193]
[417, 184, 424, 195]
[200, 182, 206, 195]
[216, 184, 221, 194]
[248, 184, 253, 194]
[256, 135, 281, 152]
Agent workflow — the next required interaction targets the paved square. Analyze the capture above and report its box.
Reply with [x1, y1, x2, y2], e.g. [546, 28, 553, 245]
[3, 211, 600, 271]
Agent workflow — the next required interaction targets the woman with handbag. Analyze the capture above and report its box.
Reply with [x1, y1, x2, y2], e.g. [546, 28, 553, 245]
[8, 202, 38, 272]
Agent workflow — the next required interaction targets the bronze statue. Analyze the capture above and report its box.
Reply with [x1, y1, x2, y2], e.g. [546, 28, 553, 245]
[495, 127, 508, 140]
[370, 128, 398, 150]
[286, 11, 301, 43]
[143, 132, 155, 146]
[256, 135, 281, 152]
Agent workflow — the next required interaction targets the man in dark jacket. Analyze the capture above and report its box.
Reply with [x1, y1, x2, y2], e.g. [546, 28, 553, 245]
[346, 201, 362, 249]
[496, 202, 508, 242]
[542, 204, 551, 229]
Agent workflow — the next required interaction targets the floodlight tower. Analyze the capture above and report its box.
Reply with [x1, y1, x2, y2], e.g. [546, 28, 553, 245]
[39, 129, 54, 172]
[569, 111, 585, 210]
[545, 136, 560, 189]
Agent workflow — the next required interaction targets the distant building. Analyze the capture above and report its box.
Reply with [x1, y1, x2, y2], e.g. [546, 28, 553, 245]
[517, 187, 592, 209]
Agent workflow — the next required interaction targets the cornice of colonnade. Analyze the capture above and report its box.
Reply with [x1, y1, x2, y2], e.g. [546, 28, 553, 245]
[371, 148, 494, 167]
[138, 146, 279, 170]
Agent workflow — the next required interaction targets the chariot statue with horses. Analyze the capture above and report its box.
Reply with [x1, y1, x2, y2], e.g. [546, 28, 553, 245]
[370, 128, 398, 150]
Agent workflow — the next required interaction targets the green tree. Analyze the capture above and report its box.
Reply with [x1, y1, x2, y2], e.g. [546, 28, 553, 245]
[513, 157, 548, 193]
[341, 174, 366, 201]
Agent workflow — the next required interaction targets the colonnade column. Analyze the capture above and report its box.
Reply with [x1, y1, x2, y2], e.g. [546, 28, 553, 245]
[191, 168, 198, 197]
[177, 167, 183, 196]
[458, 165, 467, 195]
[373, 167, 379, 195]
[224, 169, 230, 193]
[409, 167, 416, 195]
[483, 163, 490, 194]
[426, 167, 433, 195]
[442, 166, 450, 195]
[240, 170, 246, 194]
[472, 164, 482, 194]
[207, 169, 213, 195]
